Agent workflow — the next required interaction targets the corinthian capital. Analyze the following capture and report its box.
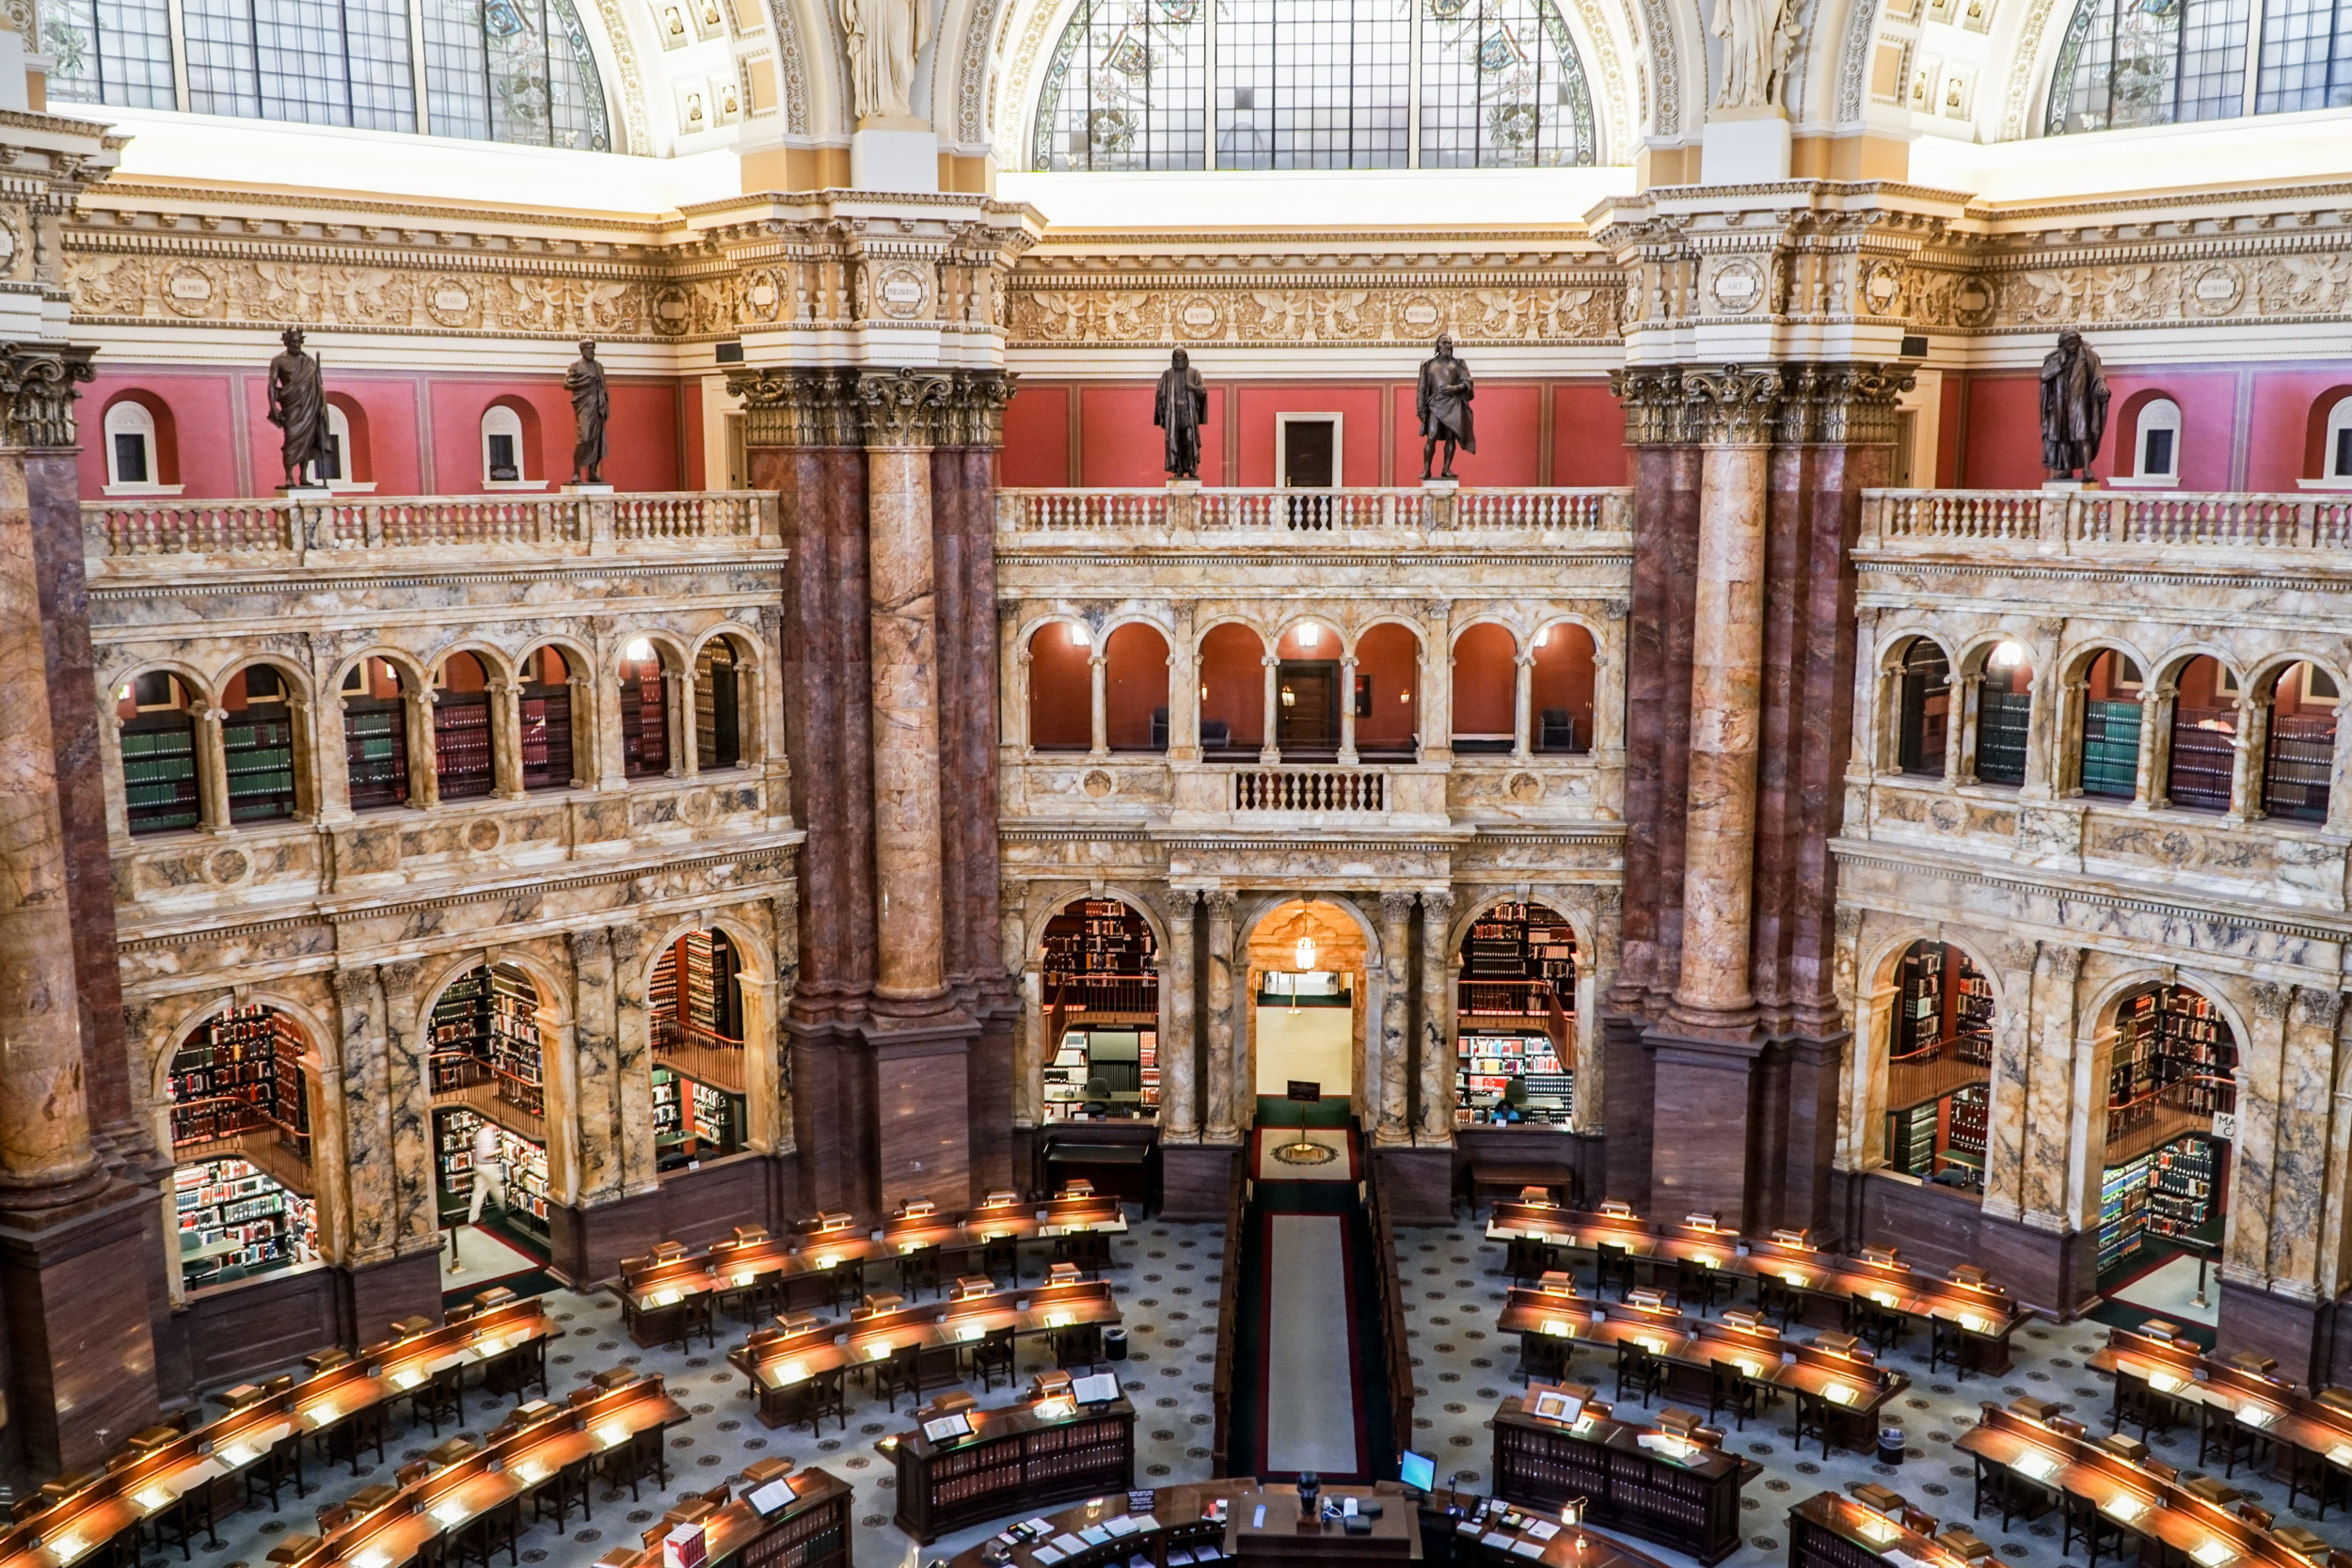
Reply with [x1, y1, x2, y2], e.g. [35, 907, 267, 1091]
[723, 366, 863, 448]
[1609, 365, 1693, 447]
[1682, 364, 1785, 446]
[0, 343, 95, 449]
[857, 367, 958, 450]
[1777, 363, 1918, 446]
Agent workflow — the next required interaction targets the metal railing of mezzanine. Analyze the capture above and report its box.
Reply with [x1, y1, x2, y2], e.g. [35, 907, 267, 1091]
[85, 491, 780, 563]
[998, 485, 1631, 538]
[1861, 488, 2352, 554]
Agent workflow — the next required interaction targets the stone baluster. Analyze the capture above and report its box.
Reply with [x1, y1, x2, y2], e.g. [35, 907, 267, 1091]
[1511, 650, 1534, 762]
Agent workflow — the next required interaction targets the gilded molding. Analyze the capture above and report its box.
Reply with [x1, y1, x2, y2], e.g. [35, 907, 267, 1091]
[857, 366, 957, 449]
[1776, 363, 1916, 445]
[725, 365, 865, 446]
[1610, 360, 1911, 447]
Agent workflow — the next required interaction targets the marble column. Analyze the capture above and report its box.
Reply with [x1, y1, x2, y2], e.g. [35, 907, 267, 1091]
[1339, 656, 1359, 765]
[1013, 967, 1044, 1130]
[1510, 652, 1534, 761]
[611, 921, 660, 1196]
[194, 704, 230, 832]
[1418, 613, 1453, 767]
[1948, 675, 1981, 785]
[374, 958, 438, 1254]
[1204, 890, 1239, 1142]
[1089, 652, 1109, 757]
[567, 927, 622, 1205]
[1260, 657, 1281, 765]
[1417, 889, 1455, 1144]
[2225, 693, 2262, 823]
[861, 368, 955, 1013]
[1168, 612, 1200, 762]
[489, 678, 524, 799]
[667, 666, 694, 779]
[1162, 893, 1200, 1140]
[1376, 891, 1413, 1145]
[2133, 687, 2166, 807]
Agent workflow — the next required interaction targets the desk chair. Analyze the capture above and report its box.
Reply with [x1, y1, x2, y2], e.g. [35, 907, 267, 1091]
[663, 1292, 720, 1354]
[1707, 1360, 1760, 1431]
[717, 1275, 781, 1326]
[1596, 1243, 1636, 1300]
[1677, 1258, 1735, 1317]
[320, 1402, 389, 1476]
[1790, 1387, 1836, 1459]
[153, 1478, 227, 1559]
[970, 1326, 1018, 1391]
[1518, 1334, 1572, 1386]
[2060, 1491, 2135, 1567]
[2112, 1374, 2189, 1440]
[981, 1234, 1020, 1285]
[818, 1259, 866, 1310]
[878, 1343, 926, 1412]
[1613, 1340, 1666, 1406]
[1928, 1316, 1974, 1383]
[1844, 1292, 1908, 1354]
[2286, 1442, 2338, 1518]
[244, 1427, 310, 1512]
[794, 1367, 848, 1434]
[482, 1336, 549, 1401]
[2200, 1403, 2274, 1477]
[532, 1450, 596, 1530]
[1506, 1239, 1556, 1287]
[407, 1361, 466, 1436]
[898, 1246, 946, 1300]
[597, 1424, 669, 1501]
[1054, 1323, 1105, 1369]
[1055, 1232, 1114, 1279]
[1756, 1275, 1804, 1329]
[449, 1497, 522, 1568]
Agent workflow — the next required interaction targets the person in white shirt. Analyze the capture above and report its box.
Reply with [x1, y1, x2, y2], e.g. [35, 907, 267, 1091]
[468, 1120, 506, 1223]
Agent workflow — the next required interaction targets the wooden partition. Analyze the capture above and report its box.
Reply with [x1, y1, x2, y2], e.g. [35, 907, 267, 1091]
[1365, 1155, 1416, 1443]
[1210, 1159, 1248, 1477]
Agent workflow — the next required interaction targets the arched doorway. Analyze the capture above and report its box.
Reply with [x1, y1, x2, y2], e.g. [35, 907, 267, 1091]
[429, 962, 554, 1284]
[1247, 900, 1367, 1115]
[1038, 896, 1160, 1122]
[1879, 941, 1992, 1195]
[166, 1004, 319, 1293]
[1454, 901, 1576, 1127]
[2095, 981, 2238, 1333]
[650, 928, 751, 1167]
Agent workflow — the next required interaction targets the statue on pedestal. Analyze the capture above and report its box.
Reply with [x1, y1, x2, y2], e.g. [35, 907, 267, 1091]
[841, 0, 929, 119]
[265, 326, 332, 489]
[2039, 329, 2110, 482]
[1153, 349, 1206, 480]
[1417, 335, 1476, 480]
[566, 341, 610, 484]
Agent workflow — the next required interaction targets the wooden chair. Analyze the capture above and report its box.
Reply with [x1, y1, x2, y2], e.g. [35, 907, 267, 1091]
[970, 1326, 1018, 1391]
[1707, 1359, 1759, 1431]
[1756, 1275, 1804, 1328]
[1055, 1232, 1114, 1278]
[795, 1367, 848, 1434]
[1790, 1387, 1836, 1459]
[532, 1450, 596, 1530]
[1054, 1323, 1105, 1369]
[153, 1479, 227, 1559]
[877, 1343, 926, 1412]
[1505, 1239, 1556, 1286]
[482, 1336, 549, 1401]
[243, 1427, 309, 1513]
[1596, 1243, 1637, 1300]
[449, 1497, 523, 1568]
[1517, 1334, 1571, 1386]
[597, 1425, 668, 1502]
[898, 1246, 946, 1300]
[1613, 1340, 1665, 1406]
[1677, 1258, 1735, 1317]
[2061, 1492, 2132, 1566]
[407, 1362, 466, 1436]
[1928, 1316, 1973, 1382]
[1844, 1292, 1907, 1354]
[321, 1402, 388, 1476]
[981, 1235, 1020, 1285]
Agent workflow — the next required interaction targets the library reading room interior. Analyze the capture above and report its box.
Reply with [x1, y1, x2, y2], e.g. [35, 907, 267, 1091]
[12, 0, 2352, 1564]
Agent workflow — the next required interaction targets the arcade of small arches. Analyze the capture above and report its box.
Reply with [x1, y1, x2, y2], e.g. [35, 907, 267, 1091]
[1871, 631, 2347, 829]
[109, 630, 761, 838]
[148, 918, 776, 1301]
[1018, 612, 1603, 763]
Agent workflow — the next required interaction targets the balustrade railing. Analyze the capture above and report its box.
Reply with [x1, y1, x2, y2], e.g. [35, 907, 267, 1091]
[1862, 488, 2352, 555]
[997, 485, 1630, 539]
[1232, 768, 1387, 813]
[86, 490, 780, 563]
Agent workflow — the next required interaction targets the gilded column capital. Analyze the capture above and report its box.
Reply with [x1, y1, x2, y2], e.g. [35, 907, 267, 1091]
[857, 367, 958, 450]
[723, 366, 864, 448]
[2293, 985, 2343, 1032]
[1776, 362, 1917, 445]
[0, 343, 95, 450]
[1609, 364, 1695, 447]
[944, 370, 1016, 449]
[1681, 364, 1785, 446]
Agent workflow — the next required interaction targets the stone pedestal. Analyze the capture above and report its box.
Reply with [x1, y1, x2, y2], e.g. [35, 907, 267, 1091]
[1699, 109, 1792, 184]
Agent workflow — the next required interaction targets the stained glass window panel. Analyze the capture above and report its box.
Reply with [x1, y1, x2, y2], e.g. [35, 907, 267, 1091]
[44, 0, 178, 108]
[1420, 0, 1595, 166]
[1217, 0, 1410, 169]
[1032, 0, 1208, 169]
[2047, 0, 2250, 131]
[2254, 0, 2352, 110]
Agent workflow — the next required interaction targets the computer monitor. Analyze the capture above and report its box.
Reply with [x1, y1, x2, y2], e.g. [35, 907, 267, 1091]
[1399, 1451, 1437, 1493]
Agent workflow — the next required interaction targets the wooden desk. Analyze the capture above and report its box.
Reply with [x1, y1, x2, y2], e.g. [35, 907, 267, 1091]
[728, 1282, 1124, 1430]
[585, 1466, 854, 1568]
[2090, 1324, 2352, 1500]
[891, 1395, 1135, 1542]
[0, 1301, 553, 1568]
[1443, 1495, 1680, 1568]
[1233, 1484, 1418, 1567]
[271, 1372, 686, 1567]
[941, 1481, 1252, 1568]
[1785, 1492, 1978, 1568]
[1489, 1396, 1747, 1565]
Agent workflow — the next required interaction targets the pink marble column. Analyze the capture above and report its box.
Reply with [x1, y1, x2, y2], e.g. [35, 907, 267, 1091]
[1376, 891, 1413, 1145]
[864, 419, 949, 1007]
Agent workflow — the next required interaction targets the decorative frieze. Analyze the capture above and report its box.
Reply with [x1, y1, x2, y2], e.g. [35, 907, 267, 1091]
[1003, 278, 1624, 348]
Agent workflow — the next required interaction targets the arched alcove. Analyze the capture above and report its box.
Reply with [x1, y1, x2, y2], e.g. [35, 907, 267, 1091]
[1038, 895, 1161, 1122]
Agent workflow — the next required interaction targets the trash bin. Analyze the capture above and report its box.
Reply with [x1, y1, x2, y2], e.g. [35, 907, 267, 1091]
[1104, 1326, 1129, 1361]
[1878, 1428, 1906, 1465]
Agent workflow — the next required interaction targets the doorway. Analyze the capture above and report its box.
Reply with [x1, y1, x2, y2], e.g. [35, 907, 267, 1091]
[1277, 660, 1341, 753]
[1279, 416, 1338, 487]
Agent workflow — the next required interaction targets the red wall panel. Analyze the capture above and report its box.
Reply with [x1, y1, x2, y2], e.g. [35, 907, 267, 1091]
[1551, 383, 1629, 486]
[2096, 372, 2237, 489]
[1002, 384, 1069, 486]
[85, 372, 243, 499]
[1396, 382, 1540, 485]
[1354, 623, 1422, 749]
[1235, 386, 1385, 486]
[1961, 375, 2042, 489]
[1027, 622, 1090, 749]
[2248, 366, 2352, 490]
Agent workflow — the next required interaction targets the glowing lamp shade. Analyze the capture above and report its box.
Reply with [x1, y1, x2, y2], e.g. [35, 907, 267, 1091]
[624, 639, 653, 662]
[1990, 640, 2026, 670]
[1069, 623, 1091, 647]
[1298, 623, 1320, 648]
[1295, 936, 1317, 972]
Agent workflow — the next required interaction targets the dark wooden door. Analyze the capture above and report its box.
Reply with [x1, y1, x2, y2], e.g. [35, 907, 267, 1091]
[1277, 660, 1340, 751]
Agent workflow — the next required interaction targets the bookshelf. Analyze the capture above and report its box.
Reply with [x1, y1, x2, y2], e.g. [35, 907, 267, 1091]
[434, 1106, 551, 1238]
[623, 663, 668, 777]
[175, 1155, 317, 1290]
[733, 1468, 853, 1568]
[2108, 984, 2238, 1132]
[222, 665, 298, 822]
[2167, 704, 2236, 811]
[1041, 899, 1160, 1122]
[343, 702, 409, 809]
[2081, 698, 2141, 799]
[518, 686, 574, 791]
[433, 689, 494, 799]
[892, 1398, 1135, 1543]
[2098, 1155, 2151, 1274]
[431, 963, 545, 1118]
[1041, 900, 1158, 992]
[1042, 1028, 1157, 1120]
[2149, 1133, 2220, 1243]
[1454, 902, 1576, 1126]
[121, 719, 200, 834]
[168, 1005, 310, 1158]
[2266, 712, 2335, 822]
[1977, 686, 2031, 786]
[1493, 1398, 1746, 1565]
[1947, 1084, 1988, 1168]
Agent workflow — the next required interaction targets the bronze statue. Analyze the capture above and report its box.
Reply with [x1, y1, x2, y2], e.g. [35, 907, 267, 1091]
[2039, 328, 2110, 482]
[1153, 349, 1207, 479]
[1417, 334, 1476, 480]
[565, 341, 610, 485]
[265, 326, 332, 489]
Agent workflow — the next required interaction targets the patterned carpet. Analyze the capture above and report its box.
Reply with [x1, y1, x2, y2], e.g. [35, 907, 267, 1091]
[167, 1212, 2351, 1568]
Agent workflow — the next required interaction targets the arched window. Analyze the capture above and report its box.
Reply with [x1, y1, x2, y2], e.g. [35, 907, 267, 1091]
[434, 652, 495, 800]
[118, 671, 202, 835]
[620, 640, 671, 779]
[1355, 623, 1422, 760]
[1199, 623, 1266, 756]
[650, 930, 748, 1165]
[2097, 982, 2236, 1291]
[2080, 649, 2143, 800]
[342, 657, 412, 810]
[1451, 623, 1517, 753]
[1975, 641, 2034, 787]
[1530, 623, 1595, 755]
[2264, 661, 2338, 822]
[695, 637, 746, 770]
[167, 1004, 317, 1290]
[222, 664, 299, 823]
[2044, 0, 2352, 135]
[1454, 901, 1575, 1127]
[428, 963, 552, 1254]
[103, 398, 170, 491]
[1104, 624, 1171, 752]
[1894, 637, 1951, 776]
[1881, 941, 1992, 1194]
[1032, 0, 1597, 171]
[2130, 397, 2182, 483]
[1029, 621, 1093, 752]
[1274, 621, 1341, 757]
[46, 0, 610, 149]
[518, 645, 576, 792]
[2166, 655, 2236, 811]
[482, 404, 530, 485]
[1039, 897, 1160, 1122]
[2317, 393, 2352, 483]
